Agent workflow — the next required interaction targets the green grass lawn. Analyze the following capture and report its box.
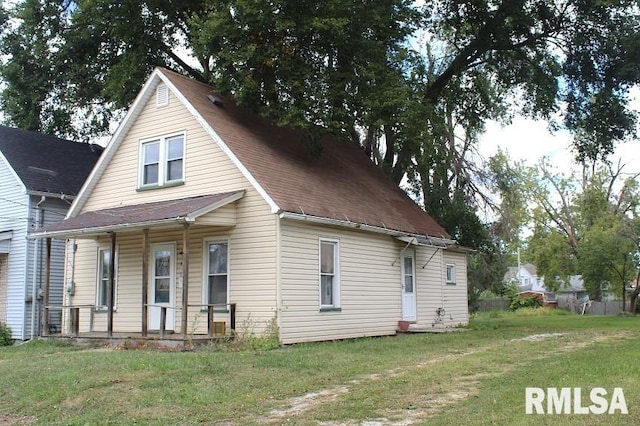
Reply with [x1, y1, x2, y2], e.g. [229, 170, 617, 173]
[1, 310, 639, 425]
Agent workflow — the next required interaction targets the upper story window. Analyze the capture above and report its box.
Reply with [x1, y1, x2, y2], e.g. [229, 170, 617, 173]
[139, 133, 185, 188]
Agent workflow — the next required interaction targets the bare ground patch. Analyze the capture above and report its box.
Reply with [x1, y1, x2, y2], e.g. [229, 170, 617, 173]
[0, 414, 36, 426]
[259, 331, 629, 425]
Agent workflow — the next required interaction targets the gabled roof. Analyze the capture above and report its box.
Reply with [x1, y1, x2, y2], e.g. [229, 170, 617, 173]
[504, 263, 537, 283]
[35, 191, 244, 238]
[0, 126, 102, 197]
[69, 68, 449, 239]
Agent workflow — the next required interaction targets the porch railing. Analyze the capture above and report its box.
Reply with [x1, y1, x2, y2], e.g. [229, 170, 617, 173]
[186, 303, 237, 337]
[44, 303, 236, 339]
[44, 305, 96, 336]
[145, 303, 237, 338]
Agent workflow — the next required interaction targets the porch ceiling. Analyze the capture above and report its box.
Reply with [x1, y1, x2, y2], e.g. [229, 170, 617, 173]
[31, 190, 245, 239]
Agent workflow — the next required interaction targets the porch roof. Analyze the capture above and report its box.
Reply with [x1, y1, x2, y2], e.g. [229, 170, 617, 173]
[31, 190, 245, 239]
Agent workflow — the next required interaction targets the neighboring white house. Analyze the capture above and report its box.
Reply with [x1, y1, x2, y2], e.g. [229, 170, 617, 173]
[504, 263, 544, 293]
[0, 127, 101, 339]
[35, 68, 470, 344]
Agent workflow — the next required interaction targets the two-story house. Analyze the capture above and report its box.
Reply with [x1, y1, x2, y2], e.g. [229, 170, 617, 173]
[0, 126, 101, 339]
[35, 68, 469, 344]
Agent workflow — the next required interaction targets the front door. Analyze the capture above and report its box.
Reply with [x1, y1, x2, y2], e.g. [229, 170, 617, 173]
[401, 251, 417, 321]
[149, 243, 176, 331]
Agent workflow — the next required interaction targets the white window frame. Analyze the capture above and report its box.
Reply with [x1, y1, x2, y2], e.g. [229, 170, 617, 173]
[138, 132, 185, 188]
[96, 246, 118, 311]
[445, 263, 456, 285]
[202, 239, 229, 311]
[319, 238, 340, 309]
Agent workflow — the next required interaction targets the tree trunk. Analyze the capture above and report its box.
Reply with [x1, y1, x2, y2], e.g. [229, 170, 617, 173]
[630, 271, 640, 314]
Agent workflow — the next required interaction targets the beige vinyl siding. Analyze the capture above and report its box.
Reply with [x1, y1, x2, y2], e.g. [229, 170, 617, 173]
[442, 250, 469, 326]
[69, 224, 277, 335]
[280, 220, 403, 344]
[82, 87, 249, 211]
[413, 246, 446, 328]
[66, 83, 277, 335]
[413, 248, 468, 328]
[0, 253, 7, 323]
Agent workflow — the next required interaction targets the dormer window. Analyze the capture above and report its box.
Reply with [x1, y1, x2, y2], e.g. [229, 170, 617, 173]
[139, 133, 185, 188]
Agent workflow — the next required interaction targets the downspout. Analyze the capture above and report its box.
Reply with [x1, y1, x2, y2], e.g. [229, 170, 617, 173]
[30, 196, 46, 339]
[275, 213, 282, 341]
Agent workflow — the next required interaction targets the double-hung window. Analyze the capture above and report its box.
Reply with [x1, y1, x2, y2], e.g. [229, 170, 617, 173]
[96, 248, 117, 310]
[446, 264, 456, 285]
[320, 239, 340, 309]
[139, 133, 185, 188]
[206, 241, 228, 309]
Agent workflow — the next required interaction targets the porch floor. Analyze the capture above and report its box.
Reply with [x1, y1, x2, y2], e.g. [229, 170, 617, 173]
[42, 331, 230, 349]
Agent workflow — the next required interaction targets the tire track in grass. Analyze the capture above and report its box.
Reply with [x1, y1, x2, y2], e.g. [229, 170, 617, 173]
[258, 331, 629, 425]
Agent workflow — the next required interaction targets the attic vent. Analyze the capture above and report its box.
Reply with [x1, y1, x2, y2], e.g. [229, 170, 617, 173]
[207, 95, 224, 107]
[156, 83, 169, 107]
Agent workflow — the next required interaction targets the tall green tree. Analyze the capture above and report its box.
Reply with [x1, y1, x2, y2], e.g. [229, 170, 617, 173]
[522, 162, 640, 303]
[0, 0, 69, 134]
[2, 0, 640, 253]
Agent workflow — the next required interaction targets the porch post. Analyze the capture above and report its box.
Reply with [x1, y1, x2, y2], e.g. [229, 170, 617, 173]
[41, 238, 51, 336]
[107, 232, 116, 337]
[141, 228, 149, 337]
[181, 223, 190, 336]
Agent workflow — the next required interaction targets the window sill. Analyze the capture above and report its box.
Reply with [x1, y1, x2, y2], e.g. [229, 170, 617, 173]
[136, 180, 184, 192]
[94, 308, 117, 313]
[446, 282, 456, 286]
[200, 309, 229, 314]
[320, 307, 342, 312]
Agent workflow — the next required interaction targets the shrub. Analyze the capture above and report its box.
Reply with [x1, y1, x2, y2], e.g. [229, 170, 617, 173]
[509, 294, 542, 311]
[0, 322, 13, 346]
[222, 314, 280, 351]
[513, 307, 568, 317]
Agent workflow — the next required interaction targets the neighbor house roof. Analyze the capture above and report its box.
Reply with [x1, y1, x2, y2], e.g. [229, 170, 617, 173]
[65, 68, 450, 240]
[504, 263, 537, 283]
[0, 126, 102, 197]
[36, 191, 244, 237]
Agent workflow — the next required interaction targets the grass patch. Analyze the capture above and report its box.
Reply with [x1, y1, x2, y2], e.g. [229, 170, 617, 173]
[1, 315, 639, 424]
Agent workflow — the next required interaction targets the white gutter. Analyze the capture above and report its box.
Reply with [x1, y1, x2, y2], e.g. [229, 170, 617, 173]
[29, 217, 191, 240]
[279, 211, 456, 247]
[26, 190, 76, 201]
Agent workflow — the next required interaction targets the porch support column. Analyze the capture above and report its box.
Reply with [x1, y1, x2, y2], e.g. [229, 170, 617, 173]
[141, 228, 149, 337]
[107, 232, 116, 337]
[41, 238, 51, 336]
[181, 223, 190, 336]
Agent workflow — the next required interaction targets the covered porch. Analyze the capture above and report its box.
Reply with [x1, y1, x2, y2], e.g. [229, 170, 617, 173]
[32, 191, 245, 344]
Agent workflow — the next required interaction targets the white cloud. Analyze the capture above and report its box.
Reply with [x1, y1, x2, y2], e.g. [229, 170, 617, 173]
[479, 118, 640, 176]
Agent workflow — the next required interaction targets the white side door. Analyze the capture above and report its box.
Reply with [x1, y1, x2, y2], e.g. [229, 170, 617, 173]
[401, 251, 417, 321]
[149, 243, 176, 331]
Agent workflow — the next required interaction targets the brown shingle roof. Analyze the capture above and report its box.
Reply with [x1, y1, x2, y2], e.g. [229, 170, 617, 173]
[162, 69, 449, 239]
[36, 191, 243, 237]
